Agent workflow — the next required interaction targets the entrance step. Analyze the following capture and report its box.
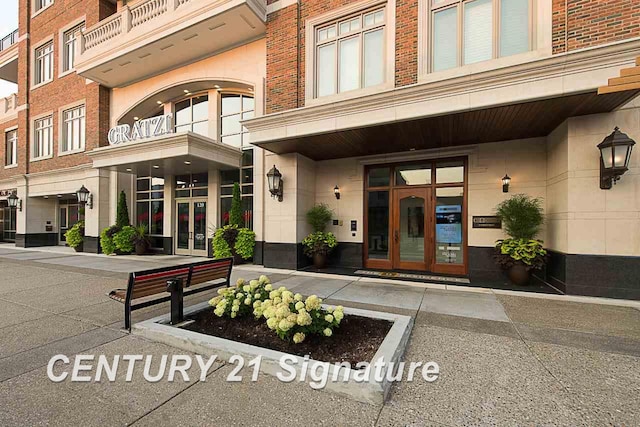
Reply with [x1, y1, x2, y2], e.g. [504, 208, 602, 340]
[355, 269, 471, 284]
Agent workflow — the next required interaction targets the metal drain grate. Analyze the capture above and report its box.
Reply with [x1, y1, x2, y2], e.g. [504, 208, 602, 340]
[355, 270, 471, 284]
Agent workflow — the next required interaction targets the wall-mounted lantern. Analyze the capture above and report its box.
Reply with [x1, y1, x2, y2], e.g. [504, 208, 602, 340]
[7, 191, 21, 211]
[598, 127, 635, 190]
[76, 185, 93, 209]
[502, 174, 511, 193]
[267, 165, 283, 202]
[334, 185, 341, 200]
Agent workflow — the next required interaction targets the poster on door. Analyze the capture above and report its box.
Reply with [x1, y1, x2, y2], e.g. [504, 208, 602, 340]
[435, 205, 462, 264]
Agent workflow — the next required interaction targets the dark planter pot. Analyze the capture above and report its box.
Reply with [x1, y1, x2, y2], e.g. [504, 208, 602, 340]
[134, 242, 148, 256]
[313, 252, 327, 269]
[73, 243, 83, 253]
[508, 264, 531, 286]
[232, 249, 244, 265]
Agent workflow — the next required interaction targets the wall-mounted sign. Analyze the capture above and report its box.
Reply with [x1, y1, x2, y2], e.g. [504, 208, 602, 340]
[108, 114, 174, 145]
[472, 216, 502, 229]
[0, 188, 16, 197]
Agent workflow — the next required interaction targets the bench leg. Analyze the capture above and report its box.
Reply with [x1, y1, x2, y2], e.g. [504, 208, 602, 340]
[125, 305, 131, 332]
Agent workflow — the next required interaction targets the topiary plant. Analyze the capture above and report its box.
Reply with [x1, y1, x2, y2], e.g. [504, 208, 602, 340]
[235, 228, 256, 260]
[65, 221, 84, 250]
[306, 203, 334, 232]
[113, 225, 136, 254]
[229, 182, 242, 227]
[116, 190, 131, 229]
[100, 225, 120, 255]
[495, 194, 544, 240]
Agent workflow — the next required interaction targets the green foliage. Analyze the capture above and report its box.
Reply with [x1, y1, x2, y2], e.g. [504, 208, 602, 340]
[64, 221, 84, 249]
[100, 225, 120, 255]
[132, 224, 150, 246]
[306, 204, 334, 232]
[113, 226, 136, 254]
[213, 225, 255, 260]
[229, 182, 242, 227]
[116, 191, 131, 228]
[495, 194, 544, 240]
[302, 231, 338, 257]
[494, 238, 548, 271]
[235, 228, 256, 260]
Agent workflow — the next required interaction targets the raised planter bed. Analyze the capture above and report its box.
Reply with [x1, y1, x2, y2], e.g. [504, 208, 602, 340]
[133, 301, 414, 405]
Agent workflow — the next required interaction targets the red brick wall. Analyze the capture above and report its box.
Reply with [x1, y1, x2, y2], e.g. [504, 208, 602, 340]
[0, 0, 115, 180]
[553, 0, 640, 54]
[266, 0, 419, 114]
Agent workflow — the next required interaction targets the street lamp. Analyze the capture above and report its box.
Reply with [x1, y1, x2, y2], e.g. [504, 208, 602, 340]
[266, 165, 283, 202]
[334, 185, 341, 200]
[7, 191, 21, 211]
[598, 127, 636, 189]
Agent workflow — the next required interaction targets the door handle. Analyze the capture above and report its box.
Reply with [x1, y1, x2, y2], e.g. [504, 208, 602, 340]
[189, 232, 193, 240]
[394, 230, 399, 243]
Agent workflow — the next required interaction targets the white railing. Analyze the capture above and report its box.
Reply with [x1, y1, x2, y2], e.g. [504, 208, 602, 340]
[131, 0, 168, 28]
[0, 93, 18, 118]
[83, 14, 122, 50]
[0, 29, 18, 52]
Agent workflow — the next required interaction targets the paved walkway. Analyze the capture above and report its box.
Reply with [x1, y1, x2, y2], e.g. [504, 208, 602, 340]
[0, 247, 639, 425]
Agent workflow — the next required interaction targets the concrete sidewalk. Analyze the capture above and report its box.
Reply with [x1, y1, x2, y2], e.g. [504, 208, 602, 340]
[0, 252, 639, 425]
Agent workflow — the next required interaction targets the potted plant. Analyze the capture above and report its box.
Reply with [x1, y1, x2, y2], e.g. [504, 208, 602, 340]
[100, 225, 120, 255]
[65, 221, 84, 252]
[302, 204, 337, 269]
[212, 225, 256, 263]
[112, 225, 136, 254]
[494, 194, 547, 285]
[132, 224, 150, 255]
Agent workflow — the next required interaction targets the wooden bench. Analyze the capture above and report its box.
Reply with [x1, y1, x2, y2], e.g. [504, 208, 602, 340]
[109, 257, 233, 331]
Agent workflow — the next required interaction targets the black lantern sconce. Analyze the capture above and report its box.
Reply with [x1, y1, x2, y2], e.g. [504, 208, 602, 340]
[7, 191, 21, 211]
[76, 185, 93, 209]
[334, 185, 340, 200]
[267, 165, 283, 202]
[598, 127, 635, 190]
[502, 174, 511, 193]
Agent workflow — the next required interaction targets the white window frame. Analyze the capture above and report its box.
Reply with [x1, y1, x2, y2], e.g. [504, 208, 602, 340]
[58, 101, 86, 155]
[419, 0, 544, 80]
[173, 93, 211, 137]
[220, 92, 255, 149]
[305, 0, 396, 106]
[33, 0, 54, 17]
[31, 112, 54, 161]
[4, 127, 17, 168]
[59, 19, 85, 77]
[32, 37, 54, 88]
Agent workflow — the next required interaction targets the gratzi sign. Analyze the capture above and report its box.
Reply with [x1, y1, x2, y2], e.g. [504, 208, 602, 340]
[108, 114, 174, 145]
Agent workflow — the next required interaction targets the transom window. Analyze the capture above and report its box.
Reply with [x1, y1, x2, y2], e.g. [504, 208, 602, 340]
[174, 95, 209, 137]
[61, 105, 85, 153]
[220, 94, 254, 149]
[63, 22, 85, 72]
[33, 115, 53, 159]
[315, 7, 386, 98]
[431, 0, 532, 72]
[35, 42, 54, 85]
[5, 130, 17, 166]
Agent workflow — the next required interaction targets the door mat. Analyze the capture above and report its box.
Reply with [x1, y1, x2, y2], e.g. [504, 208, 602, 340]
[355, 270, 471, 284]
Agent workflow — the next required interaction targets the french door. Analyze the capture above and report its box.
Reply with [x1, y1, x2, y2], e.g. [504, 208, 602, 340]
[392, 188, 430, 271]
[175, 199, 208, 256]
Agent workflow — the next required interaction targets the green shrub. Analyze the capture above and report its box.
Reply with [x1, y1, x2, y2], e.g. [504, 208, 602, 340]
[306, 203, 334, 232]
[132, 224, 150, 246]
[495, 194, 544, 240]
[212, 226, 233, 259]
[113, 226, 136, 254]
[494, 239, 547, 271]
[65, 221, 84, 249]
[100, 225, 120, 255]
[235, 228, 256, 260]
[302, 231, 338, 257]
[116, 191, 130, 228]
[229, 182, 242, 227]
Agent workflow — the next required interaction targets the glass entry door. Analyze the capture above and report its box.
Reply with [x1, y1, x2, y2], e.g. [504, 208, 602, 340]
[59, 204, 80, 245]
[175, 199, 207, 256]
[392, 188, 430, 271]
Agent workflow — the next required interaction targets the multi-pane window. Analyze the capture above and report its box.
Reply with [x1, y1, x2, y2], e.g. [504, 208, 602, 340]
[61, 105, 85, 153]
[315, 8, 385, 98]
[63, 22, 85, 72]
[35, 0, 53, 12]
[35, 42, 54, 85]
[136, 177, 165, 249]
[220, 149, 254, 229]
[174, 95, 209, 137]
[5, 130, 17, 166]
[33, 116, 53, 159]
[431, 0, 531, 72]
[220, 94, 254, 148]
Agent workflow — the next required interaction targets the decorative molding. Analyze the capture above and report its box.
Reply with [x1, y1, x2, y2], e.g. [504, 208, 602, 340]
[266, 0, 298, 15]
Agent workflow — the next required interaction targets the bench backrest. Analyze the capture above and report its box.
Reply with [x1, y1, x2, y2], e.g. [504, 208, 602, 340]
[126, 258, 233, 302]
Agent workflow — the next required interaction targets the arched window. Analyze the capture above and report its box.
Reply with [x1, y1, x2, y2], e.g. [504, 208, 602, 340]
[174, 94, 209, 137]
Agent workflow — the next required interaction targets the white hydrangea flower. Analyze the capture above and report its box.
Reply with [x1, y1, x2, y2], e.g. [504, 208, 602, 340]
[259, 275, 270, 284]
[243, 285, 251, 293]
[294, 301, 305, 311]
[264, 284, 273, 292]
[244, 297, 252, 305]
[293, 332, 306, 344]
[266, 317, 278, 330]
[323, 328, 332, 337]
[325, 314, 334, 323]
[294, 293, 303, 302]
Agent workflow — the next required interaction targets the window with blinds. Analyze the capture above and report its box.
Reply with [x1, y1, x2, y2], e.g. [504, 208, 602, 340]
[431, 0, 532, 72]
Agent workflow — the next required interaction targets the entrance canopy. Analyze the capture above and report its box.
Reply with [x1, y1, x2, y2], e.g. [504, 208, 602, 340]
[88, 131, 241, 175]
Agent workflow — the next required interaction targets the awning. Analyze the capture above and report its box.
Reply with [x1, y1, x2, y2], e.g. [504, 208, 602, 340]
[88, 131, 241, 175]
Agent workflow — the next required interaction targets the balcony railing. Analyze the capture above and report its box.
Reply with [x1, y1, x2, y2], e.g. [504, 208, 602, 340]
[0, 29, 19, 52]
[82, 0, 197, 53]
